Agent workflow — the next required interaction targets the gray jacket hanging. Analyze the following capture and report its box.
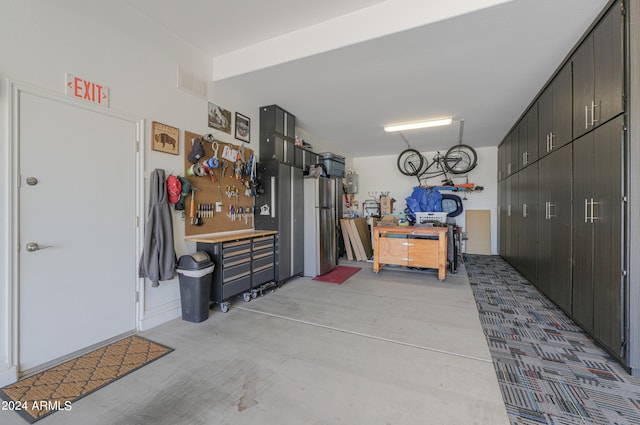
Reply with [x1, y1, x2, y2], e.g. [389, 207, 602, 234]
[139, 168, 176, 287]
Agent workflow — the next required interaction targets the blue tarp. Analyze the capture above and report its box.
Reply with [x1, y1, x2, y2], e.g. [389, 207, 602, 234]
[405, 187, 442, 222]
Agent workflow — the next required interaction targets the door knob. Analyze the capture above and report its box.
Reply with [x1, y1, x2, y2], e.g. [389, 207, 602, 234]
[25, 242, 52, 252]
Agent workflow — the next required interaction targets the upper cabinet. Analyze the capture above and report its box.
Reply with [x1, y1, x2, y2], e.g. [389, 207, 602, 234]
[538, 63, 572, 157]
[259, 105, 302, 168]
[520, 104, 539, 167]
[573, 2, 624, 139]
[498, 132, 512, 180]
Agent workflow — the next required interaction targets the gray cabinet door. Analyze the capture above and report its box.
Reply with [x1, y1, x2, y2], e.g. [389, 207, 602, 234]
[572, 132, 595, 331]
[537, 64, 572, 157]
[526, 104, 539, 166]
[573, 3, 624, 138]
[292, 166, 304, 275]
[553, 64, 573, 149]
[510, 127, 520, 175]
[538, 145, 572, 312]
[498, 143, 506, 181]
[573, 37, 595, 139]
[498, 180, 507, 256]
[572, 115, 624, 353]
[506, 174, 519, 267]
[594, 3, 624, 128]
[538, 89, 553, 158]
[592, 116, 624, 356]
[518, 163, 538, 284]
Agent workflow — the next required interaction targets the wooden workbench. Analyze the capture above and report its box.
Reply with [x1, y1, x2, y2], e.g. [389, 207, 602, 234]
[185, 229, 277, 244]
[373, 225, 448, 280]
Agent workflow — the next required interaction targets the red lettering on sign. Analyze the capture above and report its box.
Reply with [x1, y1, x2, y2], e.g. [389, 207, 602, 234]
[84, 80, 92, 101]
[66, 74, 109, 107]
[74, 77, 82, 98]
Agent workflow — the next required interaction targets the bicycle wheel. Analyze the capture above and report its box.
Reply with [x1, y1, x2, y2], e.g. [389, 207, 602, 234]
[444, 144, 477, 174]
[397, 148, 427, 176]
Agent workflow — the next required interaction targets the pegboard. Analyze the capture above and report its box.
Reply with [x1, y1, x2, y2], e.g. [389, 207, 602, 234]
[183, 130, 255, 236]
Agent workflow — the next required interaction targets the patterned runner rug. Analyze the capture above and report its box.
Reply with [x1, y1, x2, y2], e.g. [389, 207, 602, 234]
[0, 335, 173, 423]
[465, 255, 640, 425]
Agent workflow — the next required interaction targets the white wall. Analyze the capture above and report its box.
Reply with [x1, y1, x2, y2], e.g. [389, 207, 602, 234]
[0, 0, 253, 384]
[353, 147, 498, 254]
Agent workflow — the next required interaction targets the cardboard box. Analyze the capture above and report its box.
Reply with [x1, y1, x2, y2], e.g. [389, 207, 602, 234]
[380, 196, 394, 215]
[379, 215, 398, 224]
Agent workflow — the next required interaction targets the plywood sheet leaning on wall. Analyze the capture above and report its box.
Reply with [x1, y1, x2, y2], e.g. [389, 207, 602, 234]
[465, 210, 491, 255]
[183, 130, 255, 236]
[340, 219, 355, 261]
[340, 218, 373, 261]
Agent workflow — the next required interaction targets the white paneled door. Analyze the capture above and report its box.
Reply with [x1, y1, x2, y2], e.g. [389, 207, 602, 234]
[17, 89, 139, 374]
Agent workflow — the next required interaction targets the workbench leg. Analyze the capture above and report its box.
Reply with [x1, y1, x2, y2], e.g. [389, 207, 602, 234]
[373, 228, 380, 272]
[438, 234, 447, 281]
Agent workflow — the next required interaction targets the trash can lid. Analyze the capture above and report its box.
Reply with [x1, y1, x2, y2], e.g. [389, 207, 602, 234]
[177, 251, 213, 270]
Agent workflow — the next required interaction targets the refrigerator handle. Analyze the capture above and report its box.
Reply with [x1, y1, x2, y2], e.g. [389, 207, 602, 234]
[271, 176, 276, 218]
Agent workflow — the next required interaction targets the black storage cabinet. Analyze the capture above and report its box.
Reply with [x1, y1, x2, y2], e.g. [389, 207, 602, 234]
[259, 105, 302, 168]
[176, 252, 214, 323]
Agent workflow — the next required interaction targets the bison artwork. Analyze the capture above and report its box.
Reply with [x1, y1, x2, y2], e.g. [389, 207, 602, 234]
[154, 132, 176, 149]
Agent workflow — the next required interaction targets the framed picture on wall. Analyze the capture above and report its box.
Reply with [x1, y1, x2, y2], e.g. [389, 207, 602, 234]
[235, 112, 250, 143]
[151, 121, 179, 155]
[208, 102, 232, 134]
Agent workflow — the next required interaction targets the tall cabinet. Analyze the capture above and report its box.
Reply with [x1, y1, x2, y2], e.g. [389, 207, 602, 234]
[498, 0, 632, 370]
[255, 105, 305, 284]
[537, 145, 572, 312]
[572, 116, 624, 354]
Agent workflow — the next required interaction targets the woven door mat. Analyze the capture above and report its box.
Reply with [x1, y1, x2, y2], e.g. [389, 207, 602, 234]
[0, 335, 173, 423]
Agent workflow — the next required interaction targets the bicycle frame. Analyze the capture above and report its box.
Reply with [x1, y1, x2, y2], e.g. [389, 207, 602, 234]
[416, 152, 455, 186]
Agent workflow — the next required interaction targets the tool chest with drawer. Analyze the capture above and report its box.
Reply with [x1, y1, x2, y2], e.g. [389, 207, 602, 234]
[194, 231, 276, 313]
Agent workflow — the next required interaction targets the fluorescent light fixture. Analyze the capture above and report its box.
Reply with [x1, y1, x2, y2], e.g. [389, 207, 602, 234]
[384, 118, 453, 132]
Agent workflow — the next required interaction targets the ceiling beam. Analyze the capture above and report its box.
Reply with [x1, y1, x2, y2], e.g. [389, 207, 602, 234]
[212, 0, 514, 81]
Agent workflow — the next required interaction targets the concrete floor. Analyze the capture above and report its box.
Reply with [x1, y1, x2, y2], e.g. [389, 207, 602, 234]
[2, 261, 510, 425]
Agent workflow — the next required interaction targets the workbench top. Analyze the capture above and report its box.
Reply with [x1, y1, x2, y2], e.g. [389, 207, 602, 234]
[373, 225, 448, 235]
[185, 229, 277, 244]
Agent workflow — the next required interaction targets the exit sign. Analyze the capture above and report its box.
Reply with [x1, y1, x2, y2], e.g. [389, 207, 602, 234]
[65, 73, 110, 107]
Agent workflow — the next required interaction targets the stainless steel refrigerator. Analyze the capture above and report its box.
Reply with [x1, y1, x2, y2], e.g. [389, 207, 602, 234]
[303, 176, 337, 277]
[254, 160, 304, 284]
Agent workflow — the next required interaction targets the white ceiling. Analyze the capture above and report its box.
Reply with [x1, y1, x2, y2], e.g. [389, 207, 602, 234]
[124, 0, 611, 158]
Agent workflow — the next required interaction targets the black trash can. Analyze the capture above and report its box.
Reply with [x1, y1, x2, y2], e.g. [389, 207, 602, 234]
[176, 252, 214, 323]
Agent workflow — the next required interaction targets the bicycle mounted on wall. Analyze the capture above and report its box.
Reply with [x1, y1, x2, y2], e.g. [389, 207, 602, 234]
[396, 120, 481, 192]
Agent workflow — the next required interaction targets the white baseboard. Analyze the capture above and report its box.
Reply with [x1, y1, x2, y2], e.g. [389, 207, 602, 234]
[139, 300, 181, 331]
[0, 365, 17, 386]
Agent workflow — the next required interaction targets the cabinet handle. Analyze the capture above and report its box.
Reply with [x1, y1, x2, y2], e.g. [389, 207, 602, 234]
[402, 258, 413, 262]
[546, 134, 550, 153]
[522, 203, 527, 218]
[591, 101, 599, 125]
[402, 242, 415, 246]
[549, 133, 555, 151]
[590, 198, 600, 223]
[585, 104, 590, 129]
[584, 198, 589, 223]
[507, 163, 511, 175]
[545, 201, 549, 220]
[548, 202, 556, 219]
[270, 176, 276, 218]
[507, 205, 511, 217]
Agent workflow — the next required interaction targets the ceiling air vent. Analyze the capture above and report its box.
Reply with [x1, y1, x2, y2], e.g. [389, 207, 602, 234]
[177, 67, 207, 99]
